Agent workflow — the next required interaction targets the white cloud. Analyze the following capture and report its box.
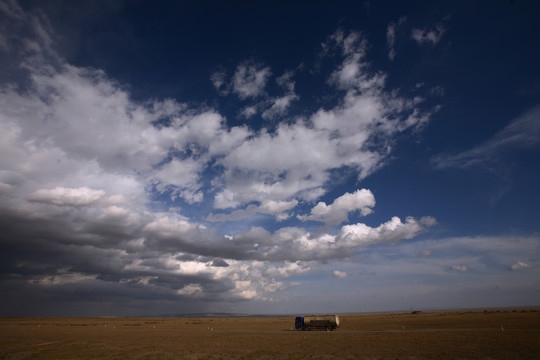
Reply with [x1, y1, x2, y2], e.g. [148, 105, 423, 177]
[420, 216, 437, 227]
[386, 16, 406, 61]
[0, 65, 183, 190]
[510, 261, 530, 271]
[232, 59, 271, 99]
[227, 68, 300, 121]
[213, 188, 242, 210]
[233, 280, 257, 299]
[326, 32, 372, 90]
[216, 79, 432, 209]
[152, 158, 204, 203]
[298, 189, 375, 225]
[332, 270, 348, 279]
[261, 93, 298, 120]
[205, 30, 435, 208]
[276, 70, 295, 91]
[265, 261, 312, 278]
[206, 199, 298, 222]
[214, 121, 335, 206]
[339, 216, 432, 247]
[210, 69, 229, 95]
[238, 105, 258, 119]
[177, 284, 203, 296]
[261, 70, 299, 120]
[220, 215, 434, 262]
[259, 199, 298, 214]
[387, 25, 397, 61]
[411, 23, 446, 45]
[450, 265, 468, 273]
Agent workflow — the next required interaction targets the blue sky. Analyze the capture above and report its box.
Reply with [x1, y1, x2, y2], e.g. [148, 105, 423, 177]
[0, 0, 539, 316]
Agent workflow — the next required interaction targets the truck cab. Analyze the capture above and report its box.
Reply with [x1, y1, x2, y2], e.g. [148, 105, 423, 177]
[295, 316, 304, 330]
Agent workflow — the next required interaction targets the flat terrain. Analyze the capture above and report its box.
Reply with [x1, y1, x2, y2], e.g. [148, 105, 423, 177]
[1, 309, 539, 359]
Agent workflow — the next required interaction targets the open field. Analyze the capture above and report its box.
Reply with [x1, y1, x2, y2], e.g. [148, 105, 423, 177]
[1, 308, 539, 359]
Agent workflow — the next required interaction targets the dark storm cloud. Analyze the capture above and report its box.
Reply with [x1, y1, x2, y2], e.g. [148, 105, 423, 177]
[0, 186, 434, 314]
[211, 259, 230, 267]
[0, 201, 237, 314]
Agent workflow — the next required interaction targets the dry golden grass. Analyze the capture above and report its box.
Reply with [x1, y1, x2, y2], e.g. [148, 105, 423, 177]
[1, 308, 539, 359]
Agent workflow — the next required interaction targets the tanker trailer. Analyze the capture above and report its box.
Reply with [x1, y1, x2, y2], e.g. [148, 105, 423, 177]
[295, 315, 340, 331]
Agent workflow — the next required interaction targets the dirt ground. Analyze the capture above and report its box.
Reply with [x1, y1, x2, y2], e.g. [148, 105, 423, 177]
[1, 308, 539, 359]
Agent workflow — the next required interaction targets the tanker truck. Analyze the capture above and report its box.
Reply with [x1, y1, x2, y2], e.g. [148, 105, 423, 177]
[295, 315, 340, 331]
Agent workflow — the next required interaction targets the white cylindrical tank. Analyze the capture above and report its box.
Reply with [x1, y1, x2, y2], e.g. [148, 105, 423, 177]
[302, 315, 340, 330]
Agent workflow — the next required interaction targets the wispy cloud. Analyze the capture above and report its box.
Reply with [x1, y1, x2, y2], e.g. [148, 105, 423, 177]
[210, 69, 229, 96]
[417, 249, 432, 257]
[261, 70, 299, 120]
[386, 16, 406, 61]
[509, 261, 530, 271]
[211, 59, 272, 100]
[232, 59, 272, 99]
[207, 199, 298, 222]
[433, 105, 540, 170]
[411, 23, 446, 46]
[450, 265, 468, 273]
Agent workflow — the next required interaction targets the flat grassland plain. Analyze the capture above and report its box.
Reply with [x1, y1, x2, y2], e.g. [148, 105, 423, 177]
[1, 309, 539, 359]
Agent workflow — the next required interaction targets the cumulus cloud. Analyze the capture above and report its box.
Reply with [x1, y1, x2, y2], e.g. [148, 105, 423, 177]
[339, 216, 433, 247]
[265, 262, 311, 278]
[152, 158, 204, 203]
[213, 30, 435, 209]
[213, 215, 433, 262]
[509, 261, 530, 271]
[259, 199, 298, 215]
[298, 189, 375, 225]
[332, 270, 348, 279]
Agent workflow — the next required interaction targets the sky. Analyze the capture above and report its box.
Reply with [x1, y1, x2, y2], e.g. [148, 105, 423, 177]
[0, 0, 539, 317]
